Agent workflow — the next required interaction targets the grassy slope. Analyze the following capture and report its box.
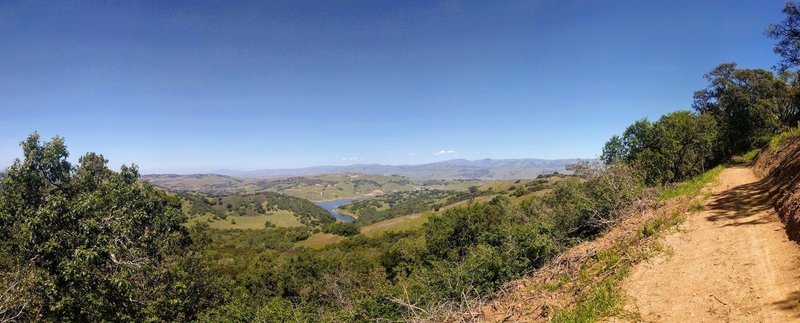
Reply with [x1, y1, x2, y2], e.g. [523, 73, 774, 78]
[657, 165, 726, 201]
[298, 176, 570, 249]
[180, 190, 332, 229]
[769, 124, 800, 151]
[190, 210, 303, 230]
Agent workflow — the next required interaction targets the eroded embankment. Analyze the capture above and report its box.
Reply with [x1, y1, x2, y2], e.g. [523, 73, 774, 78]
[754, 136, 800, 242]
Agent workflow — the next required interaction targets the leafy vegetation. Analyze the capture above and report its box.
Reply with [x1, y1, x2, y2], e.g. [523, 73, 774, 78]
[553, 163, 724, 322]
[738, 149, 760, 163]
[176, 162, 645, 321]
[0, 134, 224, 321]
[321, 222, 360, 236]
[339, 177, 566, 226]
[3, 3, 800, 321]
[338, 188, 485, 225]
[602, 61, 800, 186]
[177, 190, 333, 227]
[601, 111, 718, 185]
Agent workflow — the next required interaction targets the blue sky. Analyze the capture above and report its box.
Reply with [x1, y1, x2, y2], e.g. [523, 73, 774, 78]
[0, 0, 786, 173]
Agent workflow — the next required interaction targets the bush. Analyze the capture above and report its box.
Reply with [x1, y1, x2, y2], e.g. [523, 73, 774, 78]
[322, 222, 360, 237]
[541, 163, 645, 240]
[602, 111, 717, 185]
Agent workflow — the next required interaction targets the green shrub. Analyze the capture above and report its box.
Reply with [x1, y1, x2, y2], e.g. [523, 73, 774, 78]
[322, 222, 360, 237]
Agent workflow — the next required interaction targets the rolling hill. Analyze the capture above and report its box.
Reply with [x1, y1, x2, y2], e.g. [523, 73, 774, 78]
[210, 158, 579, 180]
[142, 173, 483, 200]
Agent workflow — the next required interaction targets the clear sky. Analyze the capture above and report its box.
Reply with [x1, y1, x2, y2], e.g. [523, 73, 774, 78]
[0, 0, 786, 173]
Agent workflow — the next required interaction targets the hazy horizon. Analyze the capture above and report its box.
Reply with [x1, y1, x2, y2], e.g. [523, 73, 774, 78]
[155, 156, 586, 176]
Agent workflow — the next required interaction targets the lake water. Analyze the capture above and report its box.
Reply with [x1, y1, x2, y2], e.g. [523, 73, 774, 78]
[315, 198, 360, 222]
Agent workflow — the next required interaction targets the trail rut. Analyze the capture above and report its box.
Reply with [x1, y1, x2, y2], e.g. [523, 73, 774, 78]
[620, 166, 800, 322]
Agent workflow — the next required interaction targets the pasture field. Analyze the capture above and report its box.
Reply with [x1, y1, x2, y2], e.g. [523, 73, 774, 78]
[190, 210, 303, 230]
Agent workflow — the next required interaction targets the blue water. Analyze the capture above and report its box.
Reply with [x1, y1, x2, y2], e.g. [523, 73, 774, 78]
[315, 198, 360, 222]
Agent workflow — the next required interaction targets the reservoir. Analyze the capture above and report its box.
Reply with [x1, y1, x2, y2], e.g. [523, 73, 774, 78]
[315, 198, 359, 222]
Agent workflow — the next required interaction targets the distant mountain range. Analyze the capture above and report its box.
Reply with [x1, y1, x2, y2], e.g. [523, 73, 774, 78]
[209, 158, 582, 180]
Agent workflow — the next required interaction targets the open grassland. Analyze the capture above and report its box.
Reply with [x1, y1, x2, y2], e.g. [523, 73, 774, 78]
[190, 210, 303, 230]
[295, 233, 342, 249]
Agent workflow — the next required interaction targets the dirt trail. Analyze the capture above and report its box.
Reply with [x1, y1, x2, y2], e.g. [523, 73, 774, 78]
[621, 166, 800, 322]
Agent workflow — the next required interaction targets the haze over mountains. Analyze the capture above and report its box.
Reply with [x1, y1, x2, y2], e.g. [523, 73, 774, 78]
[208, 158, 581, 180]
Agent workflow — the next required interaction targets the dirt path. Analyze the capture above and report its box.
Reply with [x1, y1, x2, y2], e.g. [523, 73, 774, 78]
[621, 166, 800, 322]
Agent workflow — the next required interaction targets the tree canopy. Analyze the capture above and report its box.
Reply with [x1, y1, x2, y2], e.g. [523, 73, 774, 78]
[0, 134, 218, 321]
[768, 1, 800, 71]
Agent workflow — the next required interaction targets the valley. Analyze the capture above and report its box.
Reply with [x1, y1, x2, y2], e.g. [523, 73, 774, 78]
[4, 2, 800, 321]
[143, 172, 483, 200]
[156, 169, 570, 236]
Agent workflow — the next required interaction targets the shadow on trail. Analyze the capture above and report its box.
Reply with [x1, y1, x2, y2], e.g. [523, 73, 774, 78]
[704, 177, 776, 228]
[772, 291, 800, 318]
[703, 168, 800, 318]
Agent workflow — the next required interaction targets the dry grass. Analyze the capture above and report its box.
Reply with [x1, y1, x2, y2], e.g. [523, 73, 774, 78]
[295, 233, 344, 249]
[189, 210, 303, 230]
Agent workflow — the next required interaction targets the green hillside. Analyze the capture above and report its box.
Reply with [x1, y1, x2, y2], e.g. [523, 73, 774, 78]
[176, 191, 334, 228]
[144, 173, 483, 201]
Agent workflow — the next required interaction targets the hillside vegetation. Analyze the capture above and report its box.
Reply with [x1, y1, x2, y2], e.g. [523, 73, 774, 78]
[144, 173, 482, 201]
[176, 190, 333, 227]
[338, 175, 568, 225]
[2, 57, 798, 323]
[2, 3, 800, 322]
[211, 158, 577, 180]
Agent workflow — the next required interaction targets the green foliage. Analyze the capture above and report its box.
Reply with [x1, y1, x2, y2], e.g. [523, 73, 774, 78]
[552, 279, 624, 323]
[177, 191, 225, 218]
[177, 191, 333, 227]
[693, 63, 794, 156]
[739, 149, 760, 163]
[601, 111, 718, 185]
[605, 59, 800, 187]
[338, 188, 488, 225]
[638, 212, 685, 238]
[768, 1, 800, 72]
[537, 163, 645, 240]
[321, 222, 360, 237]
[186, 162, 645, 321]
[0, 134, 222, 321]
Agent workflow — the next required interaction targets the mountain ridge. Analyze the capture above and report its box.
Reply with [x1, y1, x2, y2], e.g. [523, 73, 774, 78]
[205, 158, 583, 180]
